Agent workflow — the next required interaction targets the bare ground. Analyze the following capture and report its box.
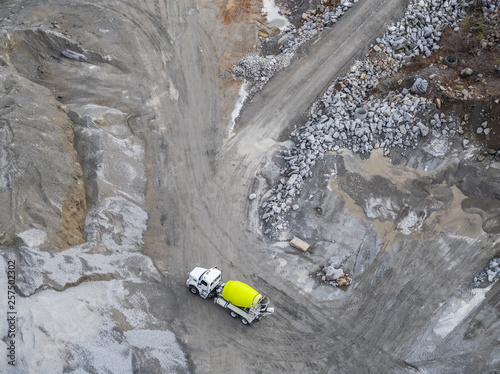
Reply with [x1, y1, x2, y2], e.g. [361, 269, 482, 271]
[0, 0, 499, 373]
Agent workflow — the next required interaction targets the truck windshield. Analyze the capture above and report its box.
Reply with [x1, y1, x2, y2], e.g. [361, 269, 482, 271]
[210, 275, 220, 289]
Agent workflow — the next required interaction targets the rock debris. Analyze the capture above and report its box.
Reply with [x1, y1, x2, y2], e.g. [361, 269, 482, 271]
[259, 0, 500, 234]
[473, 257, 500, 287]
[230, 0, 359, 94]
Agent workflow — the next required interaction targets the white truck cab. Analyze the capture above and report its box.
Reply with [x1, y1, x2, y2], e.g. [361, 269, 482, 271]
[186, 267, 222, 299]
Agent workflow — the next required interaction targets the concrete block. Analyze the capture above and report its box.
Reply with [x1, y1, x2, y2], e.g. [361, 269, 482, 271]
[290, 237, 310, 252]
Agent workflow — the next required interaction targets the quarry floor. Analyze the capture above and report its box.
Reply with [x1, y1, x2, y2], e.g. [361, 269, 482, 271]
[0, 0, 499, 373]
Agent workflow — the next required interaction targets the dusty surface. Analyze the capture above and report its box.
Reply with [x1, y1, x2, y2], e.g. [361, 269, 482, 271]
[0, 0, 499, 373]
[0, 64, 85, 249]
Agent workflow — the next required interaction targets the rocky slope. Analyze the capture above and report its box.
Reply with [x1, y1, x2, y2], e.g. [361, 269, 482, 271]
[0, 60, 85, 249]
[0, 2, 186, 372]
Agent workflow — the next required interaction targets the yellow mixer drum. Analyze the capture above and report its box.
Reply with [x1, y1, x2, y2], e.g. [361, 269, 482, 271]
[222, 281, 262, 309]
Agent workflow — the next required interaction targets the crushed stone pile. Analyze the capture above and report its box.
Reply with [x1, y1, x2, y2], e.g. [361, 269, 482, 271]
[473, 257, 500, 287]
[230, 0, 358, 94]
[376, 0, 499, 62]
[260, 58, 452, 233]
[298, 0, 356, 32]
[232, 0, 499, 95]
[229, 51, 295, 93]
[259, 0, 500, 235]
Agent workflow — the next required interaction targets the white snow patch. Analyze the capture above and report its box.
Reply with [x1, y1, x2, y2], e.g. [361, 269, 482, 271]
[262, 0, 290, 30]
[17, 241, 158, 296]
[397, 211, 418, 234]
[90, 124, 146, 205]
[2, 192, 185, 373]
[227, 80, 248, 137]
[16, 228, 47, 247]
[433, 285, 492, 338]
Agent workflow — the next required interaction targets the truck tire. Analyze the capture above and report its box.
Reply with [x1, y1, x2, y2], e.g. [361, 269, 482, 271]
[189, 286, 198, 295]
[230, 311, 238, 318]
[444, 55, 458, 67]
[241, 318, 249, 325]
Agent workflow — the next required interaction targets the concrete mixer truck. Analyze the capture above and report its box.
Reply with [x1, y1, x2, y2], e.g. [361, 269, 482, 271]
[186, 267, 275, 325]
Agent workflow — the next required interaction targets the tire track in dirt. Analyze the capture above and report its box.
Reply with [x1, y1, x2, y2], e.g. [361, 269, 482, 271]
[185, 0, 415, 371]
[17, 0, 451, 372]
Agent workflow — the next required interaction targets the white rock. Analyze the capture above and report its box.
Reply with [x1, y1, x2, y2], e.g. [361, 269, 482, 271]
[411, 78, 429, 94]
[325, 266, 344, 280]
[487, 269, 497, 282]
[287, 174, 298, 185]
[418, 122, 429, 136]
[460, 67, 473, 77]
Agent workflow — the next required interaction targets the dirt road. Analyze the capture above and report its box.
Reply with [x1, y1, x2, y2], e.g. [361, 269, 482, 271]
[139, 0, 449, 372]
[147, 0, 499, 371]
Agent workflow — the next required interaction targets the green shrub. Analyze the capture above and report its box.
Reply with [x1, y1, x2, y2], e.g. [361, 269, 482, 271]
[464, 14, 470, 29]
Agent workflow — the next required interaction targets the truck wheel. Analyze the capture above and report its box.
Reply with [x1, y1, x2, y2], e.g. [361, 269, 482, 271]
[241, 318, 249, 325]
[230, 311, 238, 318]
[189, 286, 198, 295]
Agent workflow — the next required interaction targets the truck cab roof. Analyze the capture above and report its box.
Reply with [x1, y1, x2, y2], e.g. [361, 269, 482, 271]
[190, 267, 221, 285]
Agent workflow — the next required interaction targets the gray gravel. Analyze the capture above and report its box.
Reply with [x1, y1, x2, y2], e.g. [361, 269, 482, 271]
[259, 0, 500, 233]
[377, 0, 499, 62]
[230, 0, 359, 94]
[232, 0, 499, 96]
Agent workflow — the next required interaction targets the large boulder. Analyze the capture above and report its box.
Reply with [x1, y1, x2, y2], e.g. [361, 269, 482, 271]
[411, 78, 429, 94]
